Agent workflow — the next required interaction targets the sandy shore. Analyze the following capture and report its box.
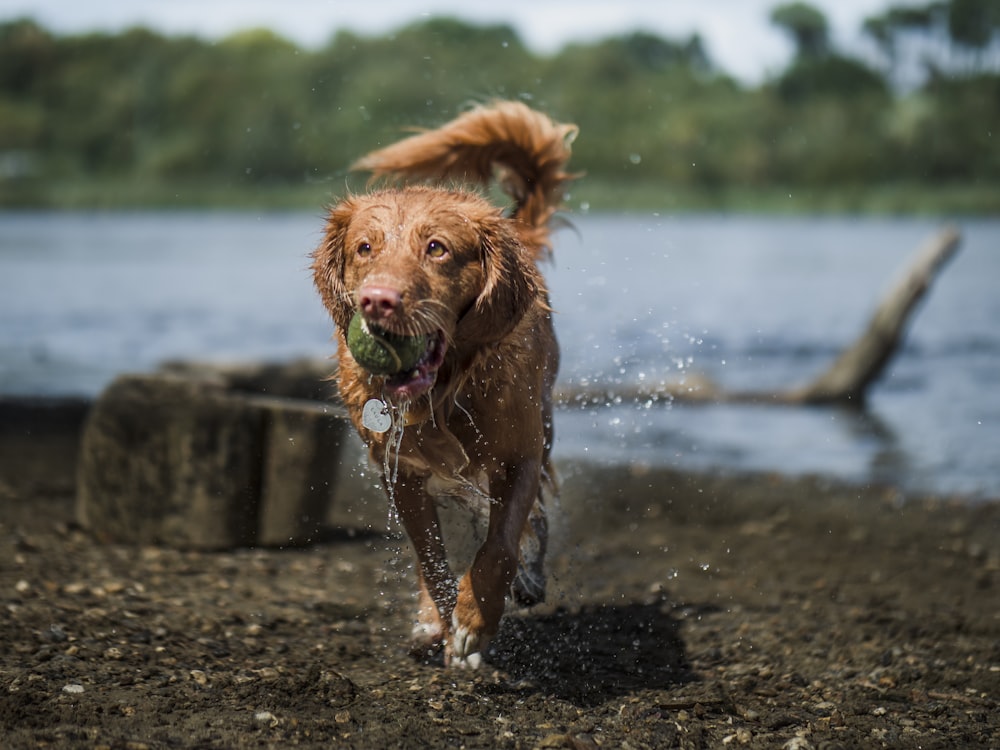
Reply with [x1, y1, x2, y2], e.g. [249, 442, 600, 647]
[1, 398, 998, 748]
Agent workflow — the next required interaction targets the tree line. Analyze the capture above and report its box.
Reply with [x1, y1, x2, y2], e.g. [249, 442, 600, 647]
[0, 1, 997, 211]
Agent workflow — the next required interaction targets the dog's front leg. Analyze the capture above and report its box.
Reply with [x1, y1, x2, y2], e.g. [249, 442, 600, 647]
[392, 477, 457, 655]
[449, 460, 540, 667]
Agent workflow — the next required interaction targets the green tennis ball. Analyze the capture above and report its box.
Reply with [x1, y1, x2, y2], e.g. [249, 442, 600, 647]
[346, 313, 428, 375]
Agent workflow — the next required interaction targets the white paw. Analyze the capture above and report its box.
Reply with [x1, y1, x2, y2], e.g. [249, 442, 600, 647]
[450, 650, 483, 669]
[450, 613, 488, 668]
[411, 620, 443, 647]
[464, 651, 483, 669]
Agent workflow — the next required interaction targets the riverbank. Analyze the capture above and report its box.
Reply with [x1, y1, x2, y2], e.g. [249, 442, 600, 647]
[1, 396, 997, 747]
[4, 176, 998, 216]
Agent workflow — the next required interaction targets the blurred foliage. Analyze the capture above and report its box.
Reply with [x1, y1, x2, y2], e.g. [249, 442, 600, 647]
[771, 2, 832, 60]
[0, 1, 998, 212]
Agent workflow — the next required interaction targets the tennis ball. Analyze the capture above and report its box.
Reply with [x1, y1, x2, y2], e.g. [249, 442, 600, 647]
[346, 312, 428, 375]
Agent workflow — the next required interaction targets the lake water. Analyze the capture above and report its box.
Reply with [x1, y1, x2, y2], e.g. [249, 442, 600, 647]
[1, 211, 997, 500]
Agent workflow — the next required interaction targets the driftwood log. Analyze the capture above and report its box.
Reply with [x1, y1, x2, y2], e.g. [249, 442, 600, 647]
[555, 226, 962, 409]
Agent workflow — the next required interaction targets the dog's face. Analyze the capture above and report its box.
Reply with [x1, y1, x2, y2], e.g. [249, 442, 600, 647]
[312, 187, 542, 401]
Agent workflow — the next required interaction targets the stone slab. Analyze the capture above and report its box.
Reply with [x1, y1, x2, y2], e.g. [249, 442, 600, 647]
[76, 372, 349, 549]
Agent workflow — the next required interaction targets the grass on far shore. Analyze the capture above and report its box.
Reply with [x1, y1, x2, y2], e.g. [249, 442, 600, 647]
[2, 176, 997, 216]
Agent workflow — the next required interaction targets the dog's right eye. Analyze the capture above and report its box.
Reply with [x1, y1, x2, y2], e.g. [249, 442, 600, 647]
[357, 242, 372, 257]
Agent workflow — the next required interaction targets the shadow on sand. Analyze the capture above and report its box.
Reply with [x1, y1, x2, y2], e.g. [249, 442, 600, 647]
[485, 597, 696, 706]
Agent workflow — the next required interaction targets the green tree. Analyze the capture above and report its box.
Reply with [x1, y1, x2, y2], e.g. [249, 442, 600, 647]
[1, 13, 997, 210]
[863, 0, 1000, 85]
[768, 2, 887, 103]
[948, 0, 1000, 51]
[773, 55, 888, 101]
[770, 2, 831, 60]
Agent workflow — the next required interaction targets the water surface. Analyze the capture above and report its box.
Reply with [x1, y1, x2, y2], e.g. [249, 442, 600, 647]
[1, 211, 996, 499]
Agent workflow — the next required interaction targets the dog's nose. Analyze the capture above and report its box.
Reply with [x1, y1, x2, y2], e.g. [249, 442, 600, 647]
[358, 284, 402, 321]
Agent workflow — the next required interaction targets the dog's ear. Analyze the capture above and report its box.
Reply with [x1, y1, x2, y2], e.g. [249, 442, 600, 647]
[311, 201, 356, 332]
[456, 217, 543, 348]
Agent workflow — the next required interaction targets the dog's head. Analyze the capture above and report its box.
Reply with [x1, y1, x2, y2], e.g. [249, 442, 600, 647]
[312, 187, 542, 401]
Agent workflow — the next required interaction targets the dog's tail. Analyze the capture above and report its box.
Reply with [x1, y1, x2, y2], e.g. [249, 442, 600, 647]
[352, 101, 578, 254]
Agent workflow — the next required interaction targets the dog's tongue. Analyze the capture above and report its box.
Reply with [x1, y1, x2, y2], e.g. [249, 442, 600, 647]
[383, 330, 447, 402]
[384, 365, 435, 401]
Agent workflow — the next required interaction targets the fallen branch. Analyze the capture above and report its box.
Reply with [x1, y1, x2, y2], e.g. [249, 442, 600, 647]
[556, 226, 962, 409]
[785, 226, 961, 406]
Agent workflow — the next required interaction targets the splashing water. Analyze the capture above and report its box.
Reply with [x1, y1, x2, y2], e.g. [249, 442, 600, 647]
[381, 400, 409, 528]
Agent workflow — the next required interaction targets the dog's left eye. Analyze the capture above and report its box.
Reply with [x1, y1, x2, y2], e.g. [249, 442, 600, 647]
[426, 240, 449, 259]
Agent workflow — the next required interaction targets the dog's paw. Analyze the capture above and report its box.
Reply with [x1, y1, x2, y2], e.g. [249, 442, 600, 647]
[447, 580, 499, 668]
[410, 620, 445, 655]
[409, 600, 448, 661]
[448, 616, 487, 669]
[511, 563, 546, 607]
[512, 491, 548, 606]
[446, 645, 483, 669]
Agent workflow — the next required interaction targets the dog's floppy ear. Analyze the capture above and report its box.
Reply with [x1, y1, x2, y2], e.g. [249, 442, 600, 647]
[456, 217, 543, 348]
[311, 200, 356, 332]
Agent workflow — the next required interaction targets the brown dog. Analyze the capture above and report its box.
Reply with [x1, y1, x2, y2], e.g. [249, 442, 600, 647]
[311, 101, 577, 667]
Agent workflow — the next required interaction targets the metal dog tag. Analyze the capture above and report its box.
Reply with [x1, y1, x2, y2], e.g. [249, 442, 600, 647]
[361, 398, 392, 433]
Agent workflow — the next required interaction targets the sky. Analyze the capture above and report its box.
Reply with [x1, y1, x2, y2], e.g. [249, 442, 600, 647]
[0, 0, 899, 83]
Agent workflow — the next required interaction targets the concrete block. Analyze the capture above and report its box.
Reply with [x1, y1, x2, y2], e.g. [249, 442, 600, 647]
[76, 372, 349, 549]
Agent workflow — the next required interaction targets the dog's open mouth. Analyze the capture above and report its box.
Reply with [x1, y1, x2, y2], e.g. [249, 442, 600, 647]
[382, 328, 447, 401]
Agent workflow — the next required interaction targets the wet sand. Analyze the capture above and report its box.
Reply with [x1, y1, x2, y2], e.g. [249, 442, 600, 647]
[1, 400, 998, 748]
